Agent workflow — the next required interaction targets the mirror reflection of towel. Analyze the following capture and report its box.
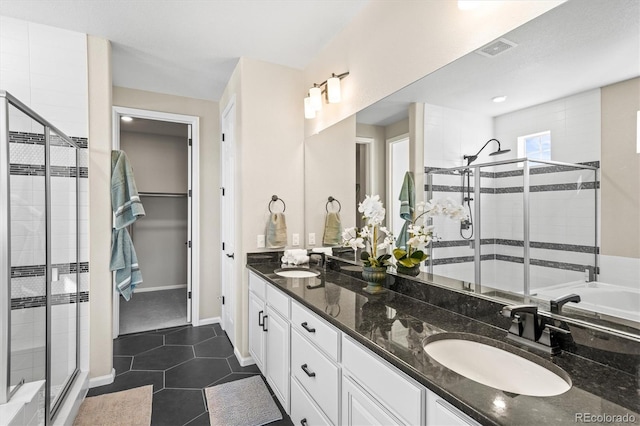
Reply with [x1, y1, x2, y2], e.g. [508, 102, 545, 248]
[323, 212, 342, 246]
[266, 212, 287, 248]
[397, 171, 415, 249]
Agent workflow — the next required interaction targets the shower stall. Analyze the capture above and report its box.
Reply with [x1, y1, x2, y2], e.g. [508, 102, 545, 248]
[426, 158, 598, 300]
[1, 90, 82, 423]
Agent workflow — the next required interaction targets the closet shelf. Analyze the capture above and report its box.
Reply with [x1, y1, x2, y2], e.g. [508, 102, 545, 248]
[139, 191, 188, 198]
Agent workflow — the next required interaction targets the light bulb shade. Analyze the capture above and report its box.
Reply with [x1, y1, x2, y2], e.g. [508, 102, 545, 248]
[327, 76, 341, 103]
[304, 97, 316, 119]
[309, 86, 322, 111]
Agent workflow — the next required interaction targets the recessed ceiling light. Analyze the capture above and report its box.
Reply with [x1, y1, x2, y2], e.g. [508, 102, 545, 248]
[492, 96, 507, 103]
[121, 116, 133, 122]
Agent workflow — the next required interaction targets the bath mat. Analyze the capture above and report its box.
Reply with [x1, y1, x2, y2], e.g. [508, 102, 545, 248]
[73, 385, 152, 426]
[205, 375, 282, 426]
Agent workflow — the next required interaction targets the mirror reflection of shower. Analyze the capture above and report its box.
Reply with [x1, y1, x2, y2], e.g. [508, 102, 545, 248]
[460, 138, 511, 239]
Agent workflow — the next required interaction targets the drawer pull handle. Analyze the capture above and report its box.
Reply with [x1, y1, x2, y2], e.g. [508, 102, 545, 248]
[262, 315, 268, 332]
[300, 419, 308, 426]
[301, 364, 316, 378]
[258, 310, 264, 327]
[301, 322, 316, 333]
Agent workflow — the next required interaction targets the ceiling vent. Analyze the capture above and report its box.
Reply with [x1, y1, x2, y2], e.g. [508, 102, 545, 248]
[475, 38, 518, 58]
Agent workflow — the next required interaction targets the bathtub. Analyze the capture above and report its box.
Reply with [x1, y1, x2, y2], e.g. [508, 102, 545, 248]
[536, 281, 640, 324]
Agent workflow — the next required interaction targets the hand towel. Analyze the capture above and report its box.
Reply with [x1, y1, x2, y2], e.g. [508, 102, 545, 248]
[397, 171, 415, 249]
[266, 212, 287, 248]
[322, 212, 343, 246]
[111, 150, 145, 229]
[312, 247, 333, 255]
[110, 228, 143, 301]
[292, 255, 310, 265]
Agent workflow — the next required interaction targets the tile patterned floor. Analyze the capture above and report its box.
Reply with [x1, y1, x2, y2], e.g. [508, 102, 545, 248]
[87, 324, 293, 426]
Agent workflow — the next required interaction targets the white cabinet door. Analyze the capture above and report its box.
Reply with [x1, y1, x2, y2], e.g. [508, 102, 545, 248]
[265, 307, 290, 414]
[342, 376, 400, 426]
[248, 291, 266, 373]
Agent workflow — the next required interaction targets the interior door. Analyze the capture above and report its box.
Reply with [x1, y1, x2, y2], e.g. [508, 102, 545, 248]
[186, 124, 193, 322]
[221, 101, 236, 345]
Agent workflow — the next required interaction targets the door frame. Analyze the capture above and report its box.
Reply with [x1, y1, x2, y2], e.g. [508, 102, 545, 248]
[386, 133, 410, 240]
[111, 106, 201, 337]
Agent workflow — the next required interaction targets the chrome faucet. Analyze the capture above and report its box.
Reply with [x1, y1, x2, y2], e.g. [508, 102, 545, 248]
[308, 252, 326, 270]
[500, 304, 571, 355]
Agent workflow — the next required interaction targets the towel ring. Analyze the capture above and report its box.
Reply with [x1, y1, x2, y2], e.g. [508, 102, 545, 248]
[326, 196, 341, 213]
[269, 195, 286, 213]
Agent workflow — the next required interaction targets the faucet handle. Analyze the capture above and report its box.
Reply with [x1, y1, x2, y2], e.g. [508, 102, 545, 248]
[500, 304, 539, 318]
[550, 293, 581, 314]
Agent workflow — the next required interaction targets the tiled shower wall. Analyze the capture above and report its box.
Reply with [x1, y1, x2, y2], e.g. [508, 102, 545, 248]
[1, 16, 90, 385]
[424, 90, 600, 295]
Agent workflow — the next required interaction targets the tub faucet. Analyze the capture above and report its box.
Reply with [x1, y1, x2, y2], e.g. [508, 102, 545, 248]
[550, 293, 581, 314]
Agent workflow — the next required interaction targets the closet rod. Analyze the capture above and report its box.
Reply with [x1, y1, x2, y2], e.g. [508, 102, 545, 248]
[138, 191, 188, 198]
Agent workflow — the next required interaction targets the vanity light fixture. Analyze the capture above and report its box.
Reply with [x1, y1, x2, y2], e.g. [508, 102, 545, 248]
[304, 71, 349, 118]
[492, 95, 507, 103]
[121, 116, 133, 122]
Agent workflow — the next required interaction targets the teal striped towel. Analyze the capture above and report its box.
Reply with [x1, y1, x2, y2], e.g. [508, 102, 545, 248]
[110, 228, 142, 301]
[111, 150, 145, 229]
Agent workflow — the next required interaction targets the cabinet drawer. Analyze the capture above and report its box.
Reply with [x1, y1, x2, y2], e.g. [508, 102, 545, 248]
[291, 329, 340, 425]
[267, 284, 289, 318]
[249, 271, 266, 300]
[342, 336, 423, 426]
[291, 376, 332, 426]
[291, 300, 340, 361]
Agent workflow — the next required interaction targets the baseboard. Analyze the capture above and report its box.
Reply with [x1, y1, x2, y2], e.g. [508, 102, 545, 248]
[53, 371, 88, 426]
[234, 347, 255, 367]
[135, 284, 187, 293]
[88, 368, 115, 388]
[199, 316, 220, 326]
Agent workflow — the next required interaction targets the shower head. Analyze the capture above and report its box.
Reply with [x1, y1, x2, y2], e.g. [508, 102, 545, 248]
[464, 139, 510, 165]
[489, 148, 511, 156]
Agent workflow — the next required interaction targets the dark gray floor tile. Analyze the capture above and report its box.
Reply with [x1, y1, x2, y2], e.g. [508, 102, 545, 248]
[270, 394, 294, 426]
[133, 345, 194, 371]
[207, 372, 260, 388]
[87, 370, 164, 397]
[212, 323, 223, 335]
[194, 336, 234, 358]
[184, 411, 210, 426]
[166, 358, 231, 389]
[113, 356, 132, 376]
[226, 354, 261, 373]
[165, 326, 216, 345]
[151, 389, 205, 426]
[113, 334, 164, 356]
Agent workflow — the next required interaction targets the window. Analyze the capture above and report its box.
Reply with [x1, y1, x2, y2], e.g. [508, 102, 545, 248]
[517, 130, 551, 163]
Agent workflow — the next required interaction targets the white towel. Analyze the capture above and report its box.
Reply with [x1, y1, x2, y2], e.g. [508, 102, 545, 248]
[292, 255, 309, 265]
[311, 247, 333, 255]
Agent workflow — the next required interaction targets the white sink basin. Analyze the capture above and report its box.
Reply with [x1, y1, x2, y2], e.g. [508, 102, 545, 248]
[424, 334, 571, 397]
[274, 268, 320, 278]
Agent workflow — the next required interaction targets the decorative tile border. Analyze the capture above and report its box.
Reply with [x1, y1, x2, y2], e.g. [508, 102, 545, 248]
[10, 163, 88, 178]
[11, 291, 89, 310]
[9, 131, 88, 149]
[432, 239, 597, 254]
[425, 161, 599, 178]
[427, 181, 599, 194]
[12, 262, 89, 278]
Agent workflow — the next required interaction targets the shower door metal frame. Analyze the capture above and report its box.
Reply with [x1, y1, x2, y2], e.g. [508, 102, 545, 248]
[426, 157, 599, 293]
[0, 90, 81, 422]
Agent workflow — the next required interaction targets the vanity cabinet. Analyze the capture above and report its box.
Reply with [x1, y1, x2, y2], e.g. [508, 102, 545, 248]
[248, 272, 290, 413]
[342, 375, 401, 426]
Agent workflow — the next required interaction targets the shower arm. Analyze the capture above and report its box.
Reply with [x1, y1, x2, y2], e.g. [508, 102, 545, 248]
[463, 138, 503, 166]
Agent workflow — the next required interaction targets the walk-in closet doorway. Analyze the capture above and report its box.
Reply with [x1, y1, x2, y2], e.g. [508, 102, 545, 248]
[112, 107, 200, 337]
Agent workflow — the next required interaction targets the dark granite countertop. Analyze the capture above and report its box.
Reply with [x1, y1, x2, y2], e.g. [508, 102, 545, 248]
[247, 259, 640, 426]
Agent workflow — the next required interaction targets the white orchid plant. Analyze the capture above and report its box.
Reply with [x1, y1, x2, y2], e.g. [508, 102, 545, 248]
[342, 195, 394, 268]
[394, 198, 468, 268]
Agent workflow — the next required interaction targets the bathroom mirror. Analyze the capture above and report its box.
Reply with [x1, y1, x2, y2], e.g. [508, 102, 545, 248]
[304, 0, 640, 336]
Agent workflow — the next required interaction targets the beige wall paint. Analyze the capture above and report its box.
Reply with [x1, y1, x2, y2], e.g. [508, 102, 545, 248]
[112, 86, 220, 320]
[306, 115, 357, 243]
[87, 35, 113, 379]
[303, 1, 564, 136]
[219, 57, 305, 356]
[601, 77, 640, 259]
[121, 131, 188, 193]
